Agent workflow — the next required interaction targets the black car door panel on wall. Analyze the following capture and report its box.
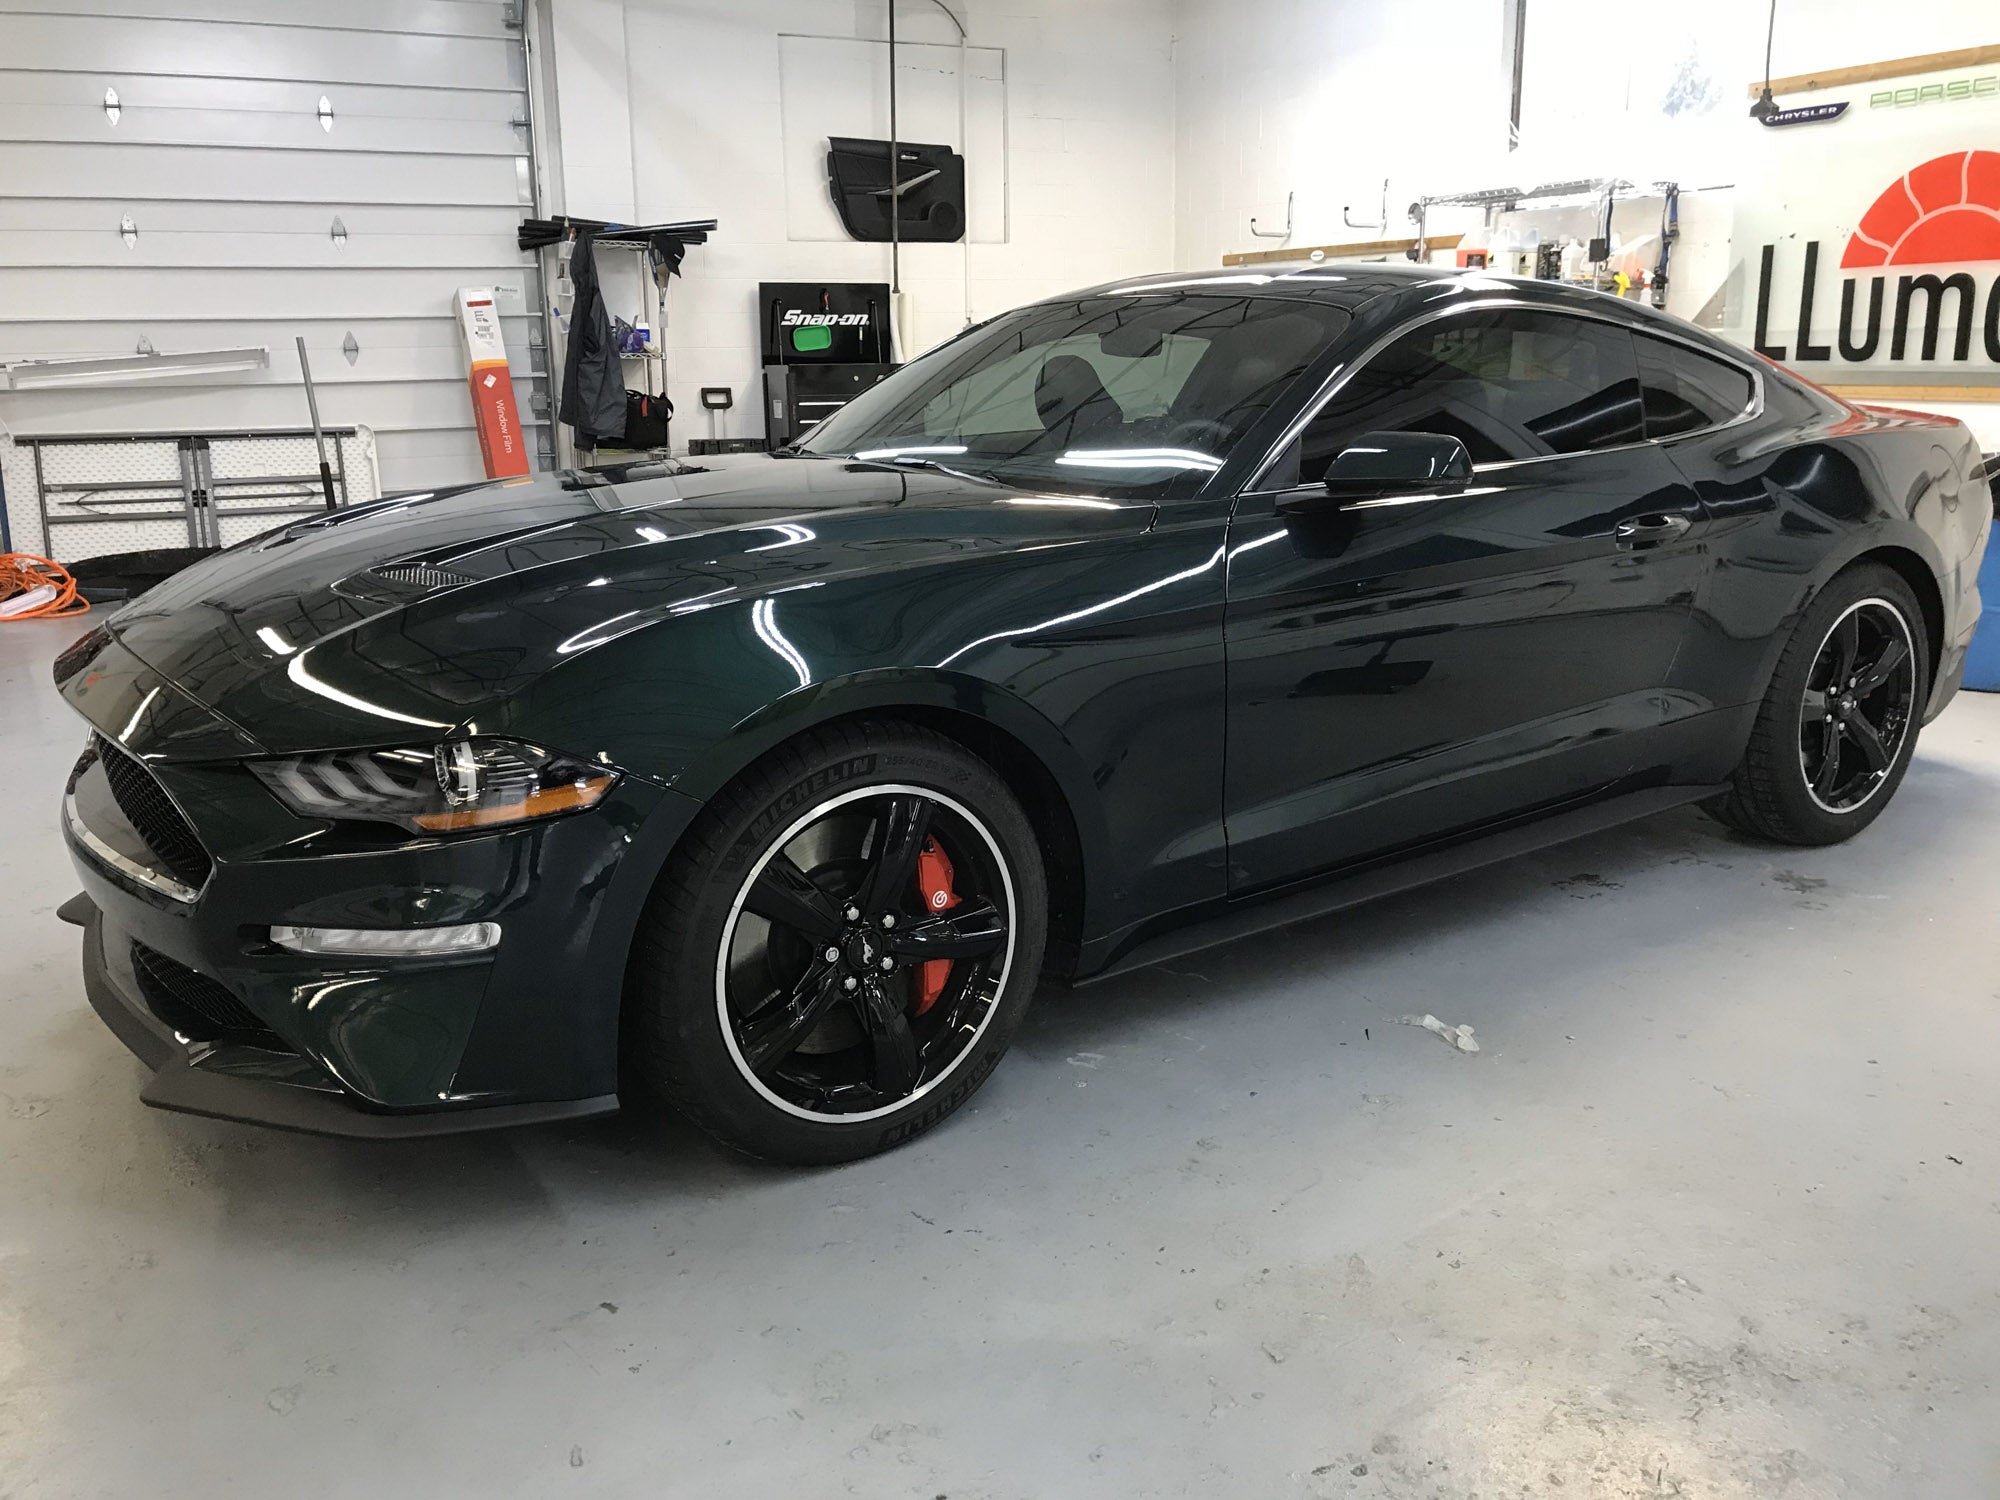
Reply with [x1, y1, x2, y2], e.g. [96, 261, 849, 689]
[1222, 305, 1712, 894]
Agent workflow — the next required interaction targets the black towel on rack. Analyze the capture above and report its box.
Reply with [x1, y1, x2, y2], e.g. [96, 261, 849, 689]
[519, 216, 715, 252]
[558, 233, 628, 446]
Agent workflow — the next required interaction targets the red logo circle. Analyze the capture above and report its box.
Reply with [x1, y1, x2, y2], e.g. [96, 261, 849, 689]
[1842, 149, 2000, 268]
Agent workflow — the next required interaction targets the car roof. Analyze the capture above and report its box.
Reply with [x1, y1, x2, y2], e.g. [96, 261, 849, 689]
[1053, 260, 1744, 358]
[1065, 261, 1449, 308]
[1080, 262, 1440, 302]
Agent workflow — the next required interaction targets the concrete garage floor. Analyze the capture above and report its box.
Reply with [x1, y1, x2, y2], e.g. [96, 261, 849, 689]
[2, 615, 1997, 1500]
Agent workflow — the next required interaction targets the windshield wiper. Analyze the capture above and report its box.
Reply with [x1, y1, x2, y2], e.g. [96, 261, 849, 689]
[843, 453, 954, 473]
[843, 453, 1007, 486]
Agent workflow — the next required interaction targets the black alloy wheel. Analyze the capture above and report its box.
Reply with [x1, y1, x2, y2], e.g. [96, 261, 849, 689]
[1705, 562, 1929, 847]
[719, 784, 1015, 1121]
[629, 721, 1046, 1163]
[1798, 598, 1917, 814]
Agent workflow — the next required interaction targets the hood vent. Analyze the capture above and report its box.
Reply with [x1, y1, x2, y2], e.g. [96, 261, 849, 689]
[369, 563, 474, 591]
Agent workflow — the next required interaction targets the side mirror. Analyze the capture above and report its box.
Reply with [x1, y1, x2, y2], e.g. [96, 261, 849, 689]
[1278, 430, 1473, 515]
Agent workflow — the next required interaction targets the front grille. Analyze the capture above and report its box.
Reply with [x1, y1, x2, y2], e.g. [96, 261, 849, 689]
[130, 943, 286, 1048]
[92, 735, 212, 890]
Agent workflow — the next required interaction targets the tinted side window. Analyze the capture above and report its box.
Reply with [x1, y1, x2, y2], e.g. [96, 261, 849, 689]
[1635, 335, 1754, 439]
[1295, 309, 1644, 481]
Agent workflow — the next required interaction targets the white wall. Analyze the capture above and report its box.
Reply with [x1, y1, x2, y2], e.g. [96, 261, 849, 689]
[1171, 0, 1511, 273]
[1757, 0, 1999, 79]
[1169, 0, 1732, 321]
[544, 0, 1998, 453]
[1515, 0, 2000, 190]
[546, 0, 1177, 449]
[1169, 0, 2000, 444]
[1171, 0, 2000, 270]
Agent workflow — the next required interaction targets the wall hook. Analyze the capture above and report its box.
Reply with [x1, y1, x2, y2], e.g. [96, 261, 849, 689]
[1249, 191, 1293, 240]
[1343, 179, 1387, 230]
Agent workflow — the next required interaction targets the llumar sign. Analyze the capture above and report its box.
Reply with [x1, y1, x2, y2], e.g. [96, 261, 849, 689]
[1751, 148, 2000, 367]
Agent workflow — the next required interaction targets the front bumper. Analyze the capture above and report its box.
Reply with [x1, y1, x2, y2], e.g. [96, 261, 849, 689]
[63, 756, 703, 1138]
[70, 895, 620, 1138]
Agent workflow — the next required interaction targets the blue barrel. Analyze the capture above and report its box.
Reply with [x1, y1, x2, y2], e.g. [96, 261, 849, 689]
[1969, 515, 2000, 692]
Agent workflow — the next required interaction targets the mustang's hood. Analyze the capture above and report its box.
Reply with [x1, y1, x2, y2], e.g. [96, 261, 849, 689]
[57, 454, 1156, 758]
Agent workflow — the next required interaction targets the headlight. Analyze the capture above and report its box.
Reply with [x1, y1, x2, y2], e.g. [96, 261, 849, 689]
[251, 737, 617, 833]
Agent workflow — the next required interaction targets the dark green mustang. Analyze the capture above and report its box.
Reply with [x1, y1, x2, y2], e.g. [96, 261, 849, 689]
[53, 265, 1991, 1161]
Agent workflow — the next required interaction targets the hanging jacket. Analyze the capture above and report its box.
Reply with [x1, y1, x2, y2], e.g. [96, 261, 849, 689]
[557, 233, 627, 447]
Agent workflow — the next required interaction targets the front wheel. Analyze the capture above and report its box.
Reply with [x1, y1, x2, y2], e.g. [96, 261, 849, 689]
[1705, 562, 1929, 846]
[628, 721, 1047, 1164]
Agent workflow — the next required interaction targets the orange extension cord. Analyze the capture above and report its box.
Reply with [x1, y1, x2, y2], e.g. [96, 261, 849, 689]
[0, 553, 90, 620]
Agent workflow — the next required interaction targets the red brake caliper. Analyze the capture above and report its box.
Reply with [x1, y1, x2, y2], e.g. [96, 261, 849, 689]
[913, 835, 959, 1015]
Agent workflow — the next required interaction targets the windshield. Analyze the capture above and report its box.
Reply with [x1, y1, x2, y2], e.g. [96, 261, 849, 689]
[798, 293, 1349, 498]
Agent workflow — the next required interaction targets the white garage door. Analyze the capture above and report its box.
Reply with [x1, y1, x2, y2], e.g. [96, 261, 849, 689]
[0, 0, 551, 557]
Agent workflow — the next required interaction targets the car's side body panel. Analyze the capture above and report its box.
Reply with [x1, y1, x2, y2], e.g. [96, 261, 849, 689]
[1222, 438, 1709, 896]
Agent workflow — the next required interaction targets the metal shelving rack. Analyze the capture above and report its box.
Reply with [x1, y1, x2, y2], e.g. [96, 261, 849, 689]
[519, 217, 716, 466]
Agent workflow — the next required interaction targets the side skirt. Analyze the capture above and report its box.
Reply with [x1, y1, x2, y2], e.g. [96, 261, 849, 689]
[1077, 783, 1726, 985]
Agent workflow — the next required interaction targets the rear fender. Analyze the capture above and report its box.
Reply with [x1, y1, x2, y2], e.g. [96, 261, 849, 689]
[1671, 418, 1970, 722]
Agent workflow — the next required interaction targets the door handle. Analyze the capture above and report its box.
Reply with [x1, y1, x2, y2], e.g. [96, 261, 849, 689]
[1614, 513, 1692, 549]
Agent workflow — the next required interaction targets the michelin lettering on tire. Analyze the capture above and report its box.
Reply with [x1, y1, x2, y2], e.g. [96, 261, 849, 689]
[744, 755, 877, 845]
[876, 1048, 1003, 1149]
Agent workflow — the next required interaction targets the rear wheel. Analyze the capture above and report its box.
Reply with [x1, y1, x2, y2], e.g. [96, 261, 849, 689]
[1706, 562, 1928, 845]
[628, 721, 1046, 1164]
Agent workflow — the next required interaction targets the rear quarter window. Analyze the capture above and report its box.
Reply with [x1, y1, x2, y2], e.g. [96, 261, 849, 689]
[1635, 335, 1754, 439]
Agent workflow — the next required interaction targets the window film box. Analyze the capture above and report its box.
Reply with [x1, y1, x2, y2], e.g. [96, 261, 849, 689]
[455, 286, 530, 479]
